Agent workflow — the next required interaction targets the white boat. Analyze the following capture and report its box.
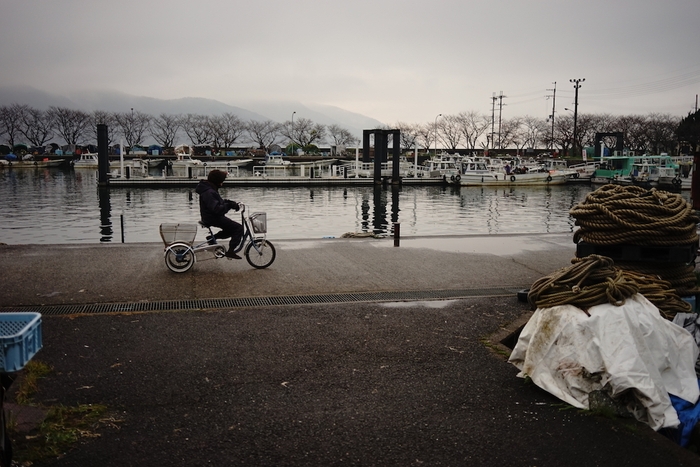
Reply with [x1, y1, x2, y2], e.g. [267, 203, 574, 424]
[424, 154, 462, 181]
[0, 157, 64, 168]
[628, 155, 684, 190]
[71, 153, 100, 168]
[567, 161, 599, 181]
[264, 153, 337, 168]
[264, 153, 292, 167]
[458, 160, 568, 186]
[344, 156, 419, 178]
[540, 159, 579, 180]
[169, 153, 203, 168]
[199, 158, 253, 170]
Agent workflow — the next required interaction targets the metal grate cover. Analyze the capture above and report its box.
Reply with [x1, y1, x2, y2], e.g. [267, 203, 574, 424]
[0, 287, 523, 317]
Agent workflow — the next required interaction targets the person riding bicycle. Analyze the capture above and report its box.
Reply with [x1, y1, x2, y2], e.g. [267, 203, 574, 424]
[195, 169, 244, 259]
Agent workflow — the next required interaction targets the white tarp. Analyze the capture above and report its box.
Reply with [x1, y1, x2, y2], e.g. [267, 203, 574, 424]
[509, 294, 699, 430]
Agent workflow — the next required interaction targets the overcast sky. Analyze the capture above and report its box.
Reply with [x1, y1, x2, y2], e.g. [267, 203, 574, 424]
[2, 0, 699, 125]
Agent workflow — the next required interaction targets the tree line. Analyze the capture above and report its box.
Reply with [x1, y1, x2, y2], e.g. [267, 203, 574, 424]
[1, 103, 699, 156]
[394, 110, 699, 157]
[0, 104, 359, 153]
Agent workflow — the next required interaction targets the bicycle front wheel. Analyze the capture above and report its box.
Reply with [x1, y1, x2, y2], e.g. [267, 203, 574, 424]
[245, 239, 276, 269]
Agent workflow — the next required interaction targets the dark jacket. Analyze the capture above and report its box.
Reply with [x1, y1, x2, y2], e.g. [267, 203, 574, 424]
[195, 180, 231, 226]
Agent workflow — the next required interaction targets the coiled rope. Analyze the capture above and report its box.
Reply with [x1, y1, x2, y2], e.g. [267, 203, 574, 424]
[528, 184, 699, 319]
[570, 184, 699, 246]
[528, 254, 691, 319]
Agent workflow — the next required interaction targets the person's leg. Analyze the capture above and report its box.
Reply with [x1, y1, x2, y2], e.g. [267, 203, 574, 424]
[213, 217, 243, 251]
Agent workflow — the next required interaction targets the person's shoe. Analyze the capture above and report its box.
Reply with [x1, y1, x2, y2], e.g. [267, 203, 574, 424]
[206, 235, 216, 245]
[225, 250, 242, 259]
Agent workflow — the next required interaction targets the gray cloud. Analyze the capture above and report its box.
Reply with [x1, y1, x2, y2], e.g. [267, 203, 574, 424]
[2, 0, 699, 124]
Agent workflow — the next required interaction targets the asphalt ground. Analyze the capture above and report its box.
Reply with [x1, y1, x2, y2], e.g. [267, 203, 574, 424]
[1, 235, 698, 466]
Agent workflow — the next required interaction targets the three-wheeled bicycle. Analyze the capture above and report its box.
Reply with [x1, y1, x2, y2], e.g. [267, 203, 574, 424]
[160, 203, 276, 273]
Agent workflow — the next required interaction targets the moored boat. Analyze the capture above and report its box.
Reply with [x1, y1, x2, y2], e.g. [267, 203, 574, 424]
[458, 160, 568, 186]
[71, 153, 100, 168]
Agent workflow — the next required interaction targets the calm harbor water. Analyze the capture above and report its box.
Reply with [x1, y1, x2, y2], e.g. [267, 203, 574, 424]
[0, 167, 635, 245]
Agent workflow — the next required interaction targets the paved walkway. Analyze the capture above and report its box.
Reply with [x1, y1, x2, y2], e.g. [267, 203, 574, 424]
[0, 235, 697, 466]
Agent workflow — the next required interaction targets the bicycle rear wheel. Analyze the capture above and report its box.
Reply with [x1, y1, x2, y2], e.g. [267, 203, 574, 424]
[164, 244, 195, 273]
[245, 239, 276, 269]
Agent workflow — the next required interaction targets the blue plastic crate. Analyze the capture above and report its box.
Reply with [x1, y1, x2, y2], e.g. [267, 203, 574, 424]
[0, 313, 42, 372]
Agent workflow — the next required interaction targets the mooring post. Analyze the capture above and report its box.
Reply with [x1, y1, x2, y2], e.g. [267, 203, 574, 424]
[394, 222, 400, 247]
[97, 124, 109, 186]
[693, 151, 700, 210]
[391, 130, 401, 184]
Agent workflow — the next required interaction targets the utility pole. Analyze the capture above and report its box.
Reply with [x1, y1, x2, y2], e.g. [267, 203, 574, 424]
[570, 78, 584, 157]
[497, 91, 506, 150]
[546, 82, 557, 150]
[490, 93, 497, 151]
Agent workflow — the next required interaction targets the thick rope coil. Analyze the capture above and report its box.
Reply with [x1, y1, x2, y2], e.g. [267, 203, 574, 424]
[570, 184, 699, 246]
[563, 184, 700, 318]
[528, 255, 691, 319]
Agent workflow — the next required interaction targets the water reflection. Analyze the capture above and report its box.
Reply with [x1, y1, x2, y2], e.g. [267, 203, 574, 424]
[97, 186, 112, 242]
[0, 168, 666, 244]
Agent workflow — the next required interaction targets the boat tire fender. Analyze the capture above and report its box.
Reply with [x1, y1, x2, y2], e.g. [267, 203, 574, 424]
[546, 175, 552, 182]
[510, 175, 516, 182]
[455, 174, 461, 182]
[450, 175, 455, 182]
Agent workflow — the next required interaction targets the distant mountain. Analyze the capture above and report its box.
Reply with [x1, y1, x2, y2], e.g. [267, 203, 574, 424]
[0, 85, 385, 141]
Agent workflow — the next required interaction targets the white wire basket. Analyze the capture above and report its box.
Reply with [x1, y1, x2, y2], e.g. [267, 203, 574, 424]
[250, 212, 267, 234]
[159, 223, 198, 245]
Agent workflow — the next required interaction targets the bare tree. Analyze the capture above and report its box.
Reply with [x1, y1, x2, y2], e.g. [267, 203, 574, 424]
[48, 106, 92, 145]
[437, 114, 463, 151]
[617, 114, 648, 153]
[150, 113, 182, 148]
[497, 117, 522, 150]
[0, 104, 28, 148]
[519, 115, 546, 151]
[181, 113, 212, 146]
[327, 124, 358, 147]
[114, 110, 151, 148]
[646, 113, 679, 154]
[283, 117, 326, 149]
[455, 111, 489, 150]
[416, 123, 435, 153]
[246, 119, 281, 150]
[573, 114, 596, 155]
[91, 111, 118, 146]
[553, 115, 574, 156]
[394, 122, 420, 151]
[209, 113, 246, 152]
[19, 106, 54, 147]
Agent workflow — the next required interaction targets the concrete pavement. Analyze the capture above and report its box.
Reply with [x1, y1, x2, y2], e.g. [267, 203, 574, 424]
[0, 233, 575, 309]
[1, 234, 698, 466]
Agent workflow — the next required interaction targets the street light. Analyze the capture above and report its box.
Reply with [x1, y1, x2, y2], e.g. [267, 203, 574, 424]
[434, 114, 442, 156]
[291, 111, 296, 155]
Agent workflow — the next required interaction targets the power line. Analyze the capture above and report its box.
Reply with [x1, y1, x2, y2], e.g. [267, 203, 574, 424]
[585, 68, 700, 99]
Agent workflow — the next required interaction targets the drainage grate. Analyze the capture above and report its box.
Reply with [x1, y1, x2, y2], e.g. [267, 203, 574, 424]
[0, 287, 523, 317]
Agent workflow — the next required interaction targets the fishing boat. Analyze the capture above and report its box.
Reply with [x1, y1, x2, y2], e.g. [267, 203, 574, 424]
[567, 161, 599, 181]
[0, 155, 64, 168]
[458, 160, 568, 186]
[71, 153, 100, 168]
[169, 153, 203, 168]
[344, 156, 419, 178]
[590, 155, 637, 185]
[423, 154, 462, 182]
